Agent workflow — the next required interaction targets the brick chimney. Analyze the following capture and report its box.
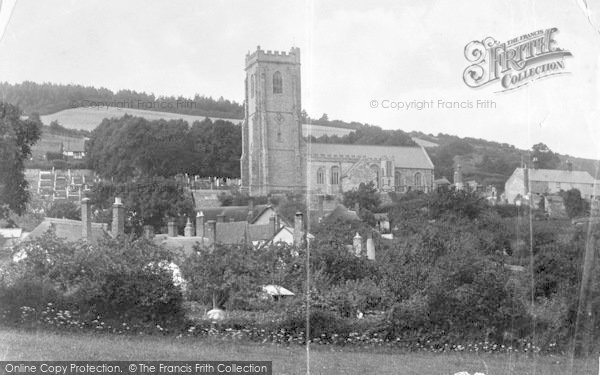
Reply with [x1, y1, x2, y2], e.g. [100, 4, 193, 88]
[293, 212, 303, 247]
[248, 197, 255, 212]
[269, 214, 277, 236]
[111, 197, 124, 237]
[353, 232, 362, 256]
[247, 197, 255, 221]
[205, 220, 217, 246]
[196, 211, 205, 238]
[184, 218, 194, 237]
[81, 197, 92, 240]
[167, 220, 176, 237]
[143, 225, 154, 239]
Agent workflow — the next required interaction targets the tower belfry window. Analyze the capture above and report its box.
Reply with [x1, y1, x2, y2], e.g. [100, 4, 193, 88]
[273, 71, 282, 94]
[250, 74, 255, 98]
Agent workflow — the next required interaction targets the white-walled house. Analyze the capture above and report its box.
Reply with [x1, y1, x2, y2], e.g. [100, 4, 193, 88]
[505, 167, 596, 203]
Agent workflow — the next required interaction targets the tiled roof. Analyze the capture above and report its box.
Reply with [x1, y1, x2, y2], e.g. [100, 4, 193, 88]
[27, 218, 108, 243]
[196, 205, 270, 222]
[309, 143, 434, 169]
[156, 221, 276, 250]
[216, 221, 248, 244]
[248, 223, 276, 241]
[515, 168, 595, 184]
[154, 234, 206, 256]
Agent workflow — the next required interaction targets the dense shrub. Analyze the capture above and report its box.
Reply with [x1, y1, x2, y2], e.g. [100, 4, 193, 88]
[0, 233, 186, 330]
[282, 308, 352, 339]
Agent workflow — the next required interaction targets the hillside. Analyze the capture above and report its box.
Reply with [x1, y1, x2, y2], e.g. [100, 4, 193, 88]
[0, 81, 244, 119]
[411, 131, 600, 189]
[40, 107, 241, 132]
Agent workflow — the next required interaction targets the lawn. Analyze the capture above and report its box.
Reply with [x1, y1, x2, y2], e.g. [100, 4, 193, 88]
[0, 327, 597, 375]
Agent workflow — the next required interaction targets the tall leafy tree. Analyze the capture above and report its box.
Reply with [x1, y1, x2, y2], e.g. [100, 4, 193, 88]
[88, 177, 195, 234]
[532, 143, 560, 169]
[0, 103, 41, 219]
[86, 116, 241, 181]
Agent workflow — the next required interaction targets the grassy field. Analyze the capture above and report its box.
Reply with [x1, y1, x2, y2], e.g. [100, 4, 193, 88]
[40, 107, 241, 131]
[1, 328, 598, 375]
[39, 108, 354, 138]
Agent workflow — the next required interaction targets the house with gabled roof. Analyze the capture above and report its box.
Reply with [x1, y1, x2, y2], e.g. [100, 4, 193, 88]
[505, 166, 597, 203]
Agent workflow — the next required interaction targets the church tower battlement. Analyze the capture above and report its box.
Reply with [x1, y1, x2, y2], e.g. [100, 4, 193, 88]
[241, 46, 306, 196]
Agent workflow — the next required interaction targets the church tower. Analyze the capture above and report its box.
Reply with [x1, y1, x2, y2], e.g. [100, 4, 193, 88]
[241, 46, 306, 196]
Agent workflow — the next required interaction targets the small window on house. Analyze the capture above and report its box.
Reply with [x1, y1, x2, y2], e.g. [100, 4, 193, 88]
[386, 161, 392, 176]
[250, 74, 255, 98]
[317, 168, 325, 185]
[331, 166, 340, 185]
[273, 71, 282, 94]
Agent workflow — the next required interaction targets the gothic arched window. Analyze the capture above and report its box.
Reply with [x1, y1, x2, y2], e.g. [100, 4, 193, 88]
[394, 171, 402, 188]
[250, 74, 255, 98]
[330, 166, 339, 185]
[414, 172, 422, 187]
[317, 168, 325, 185]
[273, 71, 283, 94]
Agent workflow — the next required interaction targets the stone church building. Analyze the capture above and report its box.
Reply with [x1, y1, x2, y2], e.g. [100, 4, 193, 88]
[240, 46, 434, 196]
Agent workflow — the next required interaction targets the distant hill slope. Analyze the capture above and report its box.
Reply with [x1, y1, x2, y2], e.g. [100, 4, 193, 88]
[40, 107, 359, 138]
[40, 107, 242, 131]
[410, 131, 600, 189]
[0, 81, 244, 119]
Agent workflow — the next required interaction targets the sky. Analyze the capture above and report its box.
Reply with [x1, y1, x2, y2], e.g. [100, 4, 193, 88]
[0, 0, 599, 159]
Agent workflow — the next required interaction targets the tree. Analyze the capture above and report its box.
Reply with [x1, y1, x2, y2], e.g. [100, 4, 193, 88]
[181, 244, 266, 309]
[0, 104, 41, 219]
[88, 177, 195, 234]
[342, 181, 381, 225]
[86, 116, 242, 181]
[532, 143, 560, 169]
[46, 201, 80, 220]
[561, 188, 589, 218]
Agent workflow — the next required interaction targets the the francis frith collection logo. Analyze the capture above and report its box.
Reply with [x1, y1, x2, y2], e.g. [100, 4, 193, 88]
[463, 27, 572, 92]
